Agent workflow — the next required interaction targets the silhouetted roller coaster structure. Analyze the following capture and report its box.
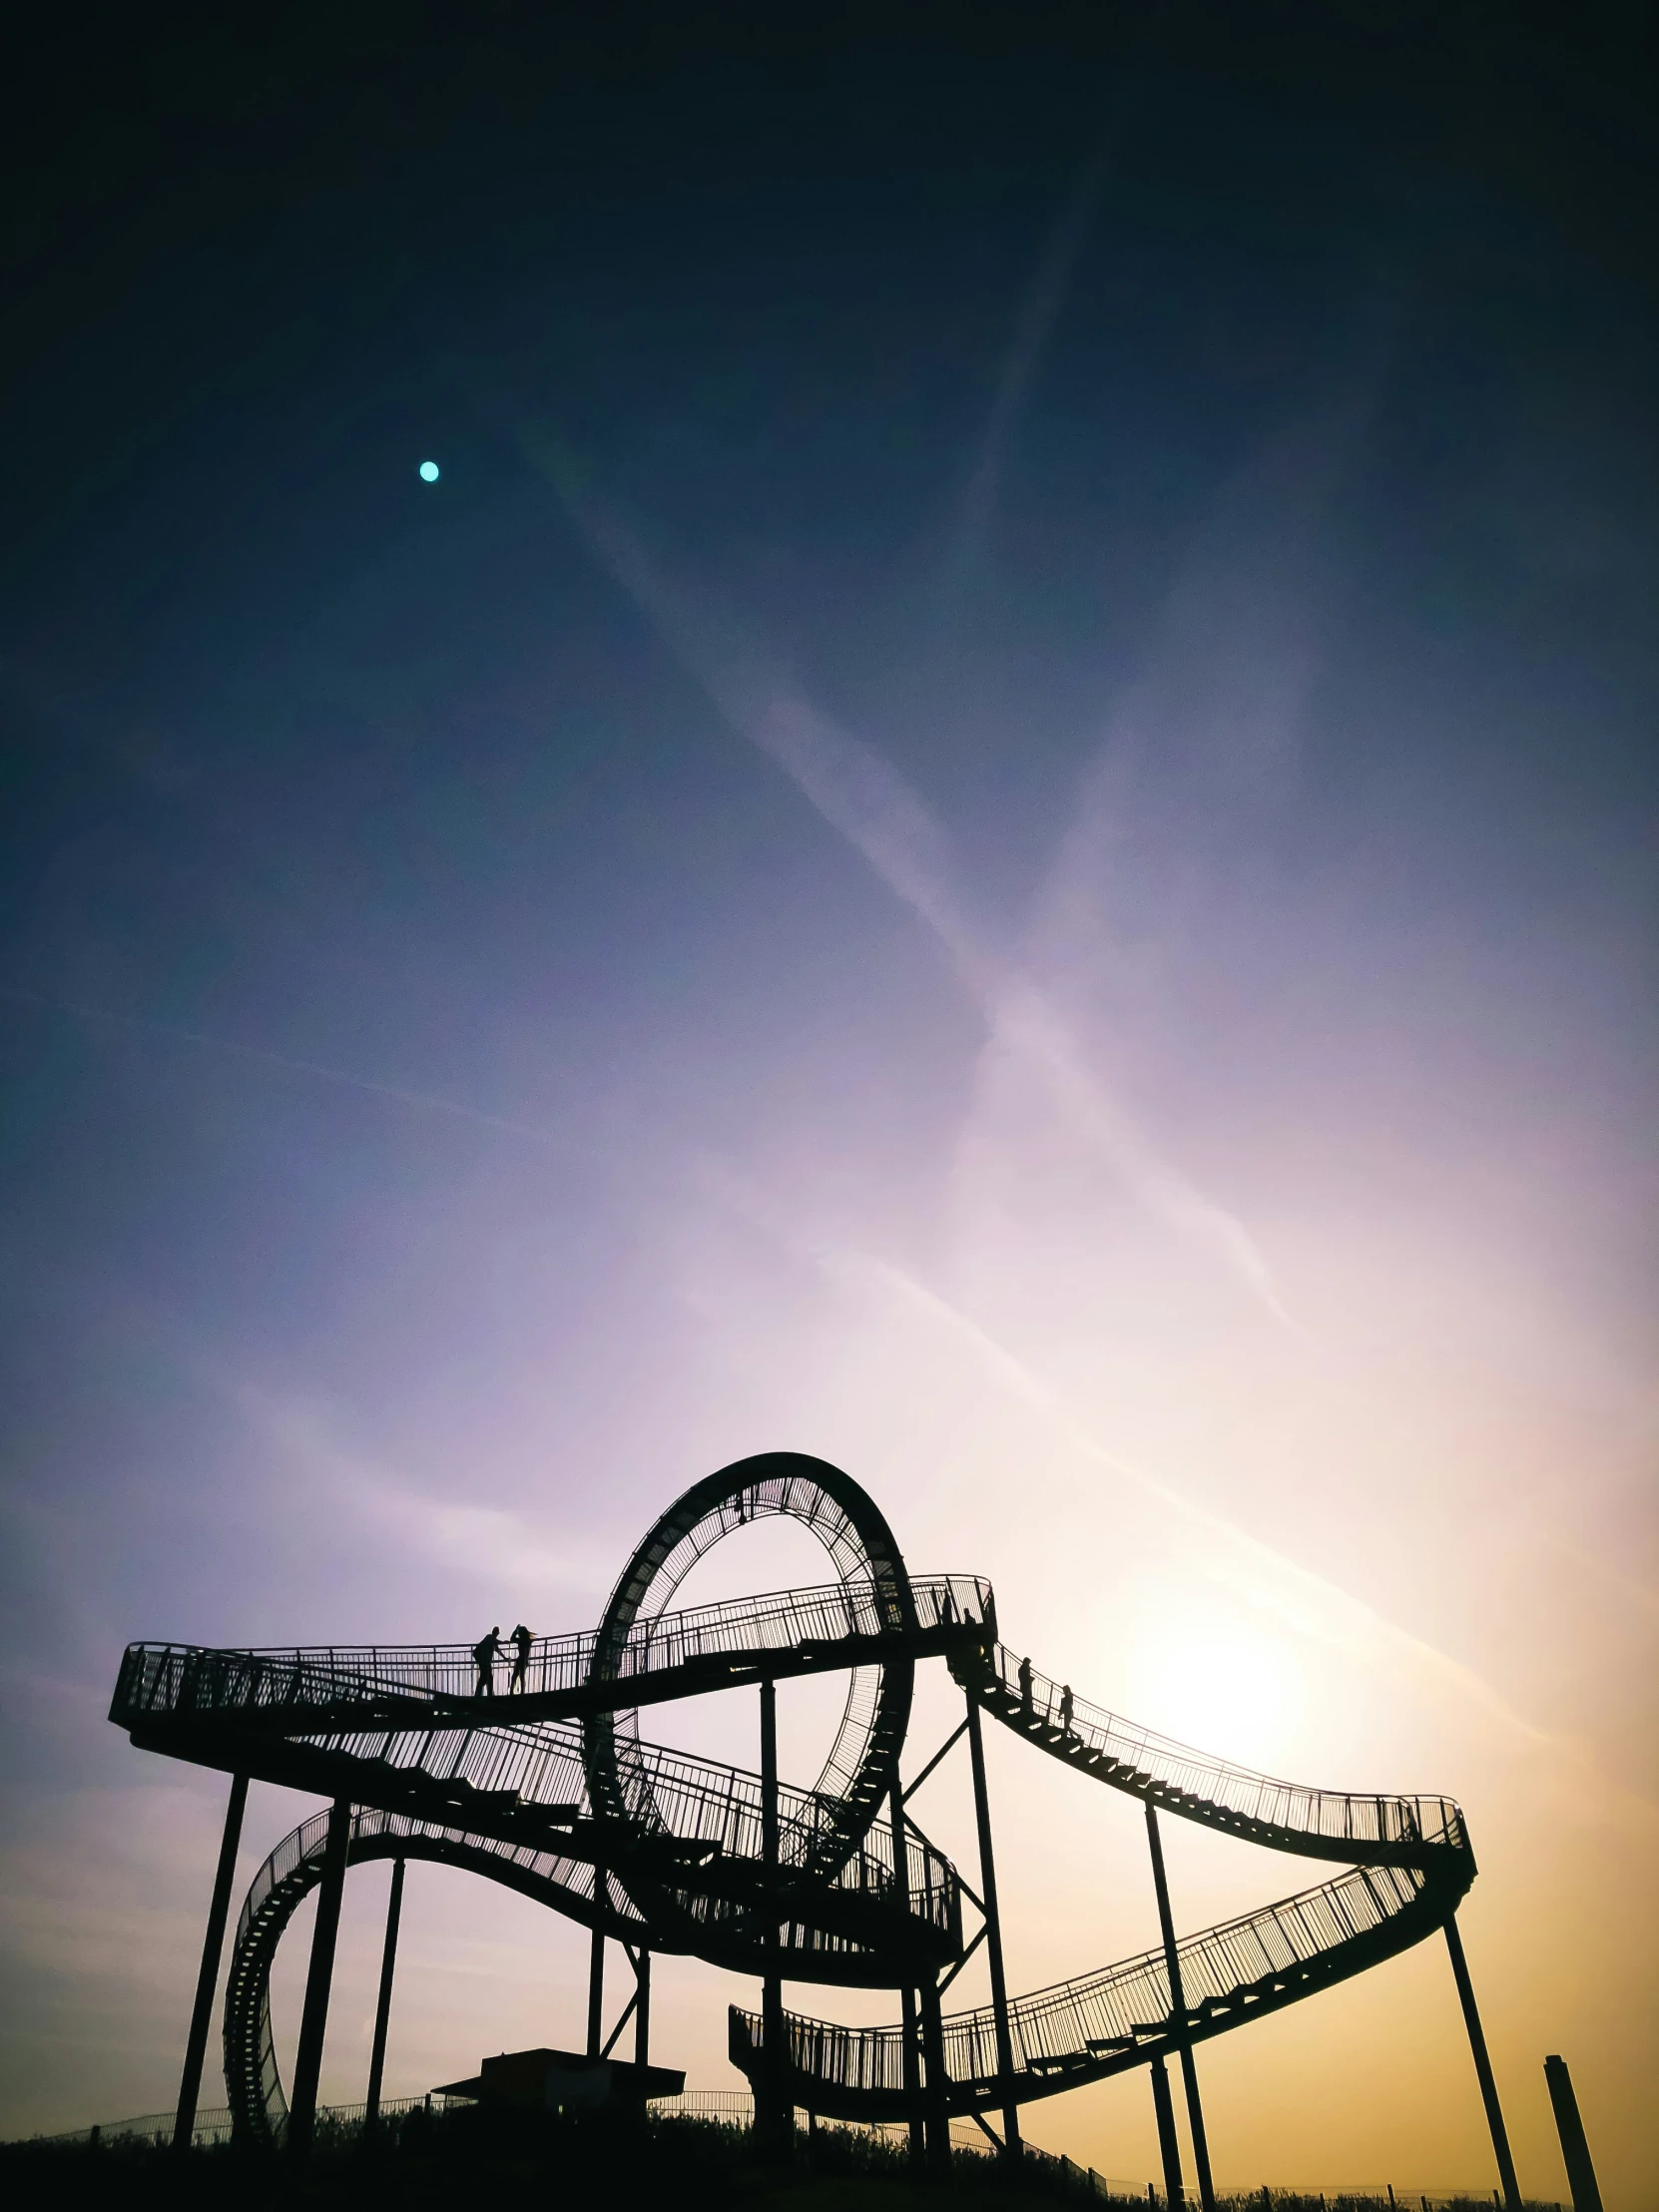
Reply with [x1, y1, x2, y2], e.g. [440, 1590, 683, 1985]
[111, 1452, 1523, 2206]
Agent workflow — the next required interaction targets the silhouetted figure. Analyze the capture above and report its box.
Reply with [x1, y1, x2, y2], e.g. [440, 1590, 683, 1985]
[939, 1585, 957, 1625]
[1018, 1655, 1033, 1717]
[1059, 1684, 1074, 1734]
[472, 1626, 501, 1697]
[510, 1623, 533, 1692]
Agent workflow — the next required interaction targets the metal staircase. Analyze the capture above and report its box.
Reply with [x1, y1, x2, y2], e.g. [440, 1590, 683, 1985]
[730, 1642, 1473, 2119]
[112, 1571, 990, 1726]
[112, 1451, 1498, 2186]
[959, 1643, 1467, 1868]
[223, 1803, 646, 2145]
[114, 1641, 963, 1975]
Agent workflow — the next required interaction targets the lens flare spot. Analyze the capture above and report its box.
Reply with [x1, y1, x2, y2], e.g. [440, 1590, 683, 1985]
[418, 459, 440, 483]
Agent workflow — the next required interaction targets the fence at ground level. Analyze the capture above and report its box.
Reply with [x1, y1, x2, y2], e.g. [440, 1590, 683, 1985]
[37, 2094, 456, 2150]
[28, 2095, 1565, 2209]
[1031, 2158, 1565, 2212]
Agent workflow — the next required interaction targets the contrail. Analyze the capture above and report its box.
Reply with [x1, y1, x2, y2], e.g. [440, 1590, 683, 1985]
[0, 984, 588, 1156]
[830, 1246, 1545, 1742]
[938, 145, 1109, 611]
[517, 424, 1297, 1328]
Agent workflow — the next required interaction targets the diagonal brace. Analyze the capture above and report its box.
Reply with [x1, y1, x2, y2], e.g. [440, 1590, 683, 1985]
[599, 1984, 639, 2059]
[898, 1804, 984, 1915]
[937, 1922, 987, 1996]
[596, 1941, 654, 2060]
[903, 1718, 968, 1801]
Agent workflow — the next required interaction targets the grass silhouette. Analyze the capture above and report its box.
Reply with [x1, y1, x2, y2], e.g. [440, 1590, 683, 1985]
[3, 2108, 1563, 2212]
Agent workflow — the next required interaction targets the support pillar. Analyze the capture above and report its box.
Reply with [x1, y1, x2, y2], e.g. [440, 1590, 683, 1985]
[918, 1971, 952, 2173]
[364, 1856, 405, 2131]
[897, 1982, 924, 2169]
[634, 1948, 652, 2070]
[173, 1772, 248, 2153]
[758, 1676, 791, 2155]
[1443, 1916, 1521, 2212]
[1150, 2053, 1184, 2207]
[1146, 1805, 1215, 2212]
[888, 1763, 925, 2170]
[1544, 2055, 1602, 2212]
[287, 1798, 351, 2157]
[965, 1691, 1021, 2159]
[588, 1878, 607, 2058]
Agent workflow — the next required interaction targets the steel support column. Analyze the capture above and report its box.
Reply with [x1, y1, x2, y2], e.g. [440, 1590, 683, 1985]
[917, 1971, 952, 2172]
[1443, 1915, 1521, 2212]
[888, 1764, 925, 2170]
[287, 1797, 351, 2157]
[173, 1771, 248, 2153]
[1150, 2053, 1185, 2207]
[1544, 2055, 1602, 2212]
[758, 1676, 791, 2154]
[588, 1877, 607, 2058]
[634, 1947, 652, 2070]
[965, 1690, 1021, 2159]
[1146, 1805, 1215, 2212]
[364, 1856, 405, 2132]
[897, 1983, 924, 2169]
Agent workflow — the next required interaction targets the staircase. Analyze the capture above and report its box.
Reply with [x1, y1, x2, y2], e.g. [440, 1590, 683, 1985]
[732, 1642, 1474, 2120]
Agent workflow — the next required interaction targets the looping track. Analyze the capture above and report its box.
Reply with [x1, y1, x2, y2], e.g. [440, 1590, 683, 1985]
[109, 1451, 1474, 2143]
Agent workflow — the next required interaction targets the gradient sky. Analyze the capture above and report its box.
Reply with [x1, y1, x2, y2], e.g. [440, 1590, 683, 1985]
[2, 8, 1655, 2205]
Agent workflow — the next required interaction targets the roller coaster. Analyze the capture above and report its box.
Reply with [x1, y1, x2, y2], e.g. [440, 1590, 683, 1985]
[110, 1451, 1522, 2206]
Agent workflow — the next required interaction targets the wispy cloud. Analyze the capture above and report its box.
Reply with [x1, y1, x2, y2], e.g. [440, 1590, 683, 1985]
[0, 984, 591, 1159]
[824, 1247, 1545, 1743]
[520, 426, 1294, 1328]
[231, 1382, 619, 1601]
[937, 145, 1109, 611]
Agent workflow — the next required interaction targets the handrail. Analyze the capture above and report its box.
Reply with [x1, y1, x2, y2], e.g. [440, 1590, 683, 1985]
[968, 1644, 1465, 1856]
[725, 1624, 1476, 2118]
[733, 1858, 1461, 2114]
[114, 1573, 991, 1716]
[132, 1650, 958, 1945]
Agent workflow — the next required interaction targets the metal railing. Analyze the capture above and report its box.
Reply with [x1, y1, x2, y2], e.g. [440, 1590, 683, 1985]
[37, 2094, 450, 2151]
[130, 1647, 958, 1942]
[649, 2089, 755, 2123]
[112, 1601, 1456, 1866]
[735, 1860, 1439, 2102]
[113, 1574, 990, 1719]
[980, 1647, 1465, 1855]
[230, 1802, 633, 1960]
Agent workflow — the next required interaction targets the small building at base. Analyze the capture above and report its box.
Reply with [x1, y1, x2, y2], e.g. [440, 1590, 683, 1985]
[434, 2047, 685, 2116]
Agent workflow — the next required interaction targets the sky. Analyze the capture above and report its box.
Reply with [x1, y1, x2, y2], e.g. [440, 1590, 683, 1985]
[1, 4, 1655, 2202]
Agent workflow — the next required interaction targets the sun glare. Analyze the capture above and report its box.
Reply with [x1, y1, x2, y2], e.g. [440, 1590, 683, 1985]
[1137, 1626, 1304, 1766]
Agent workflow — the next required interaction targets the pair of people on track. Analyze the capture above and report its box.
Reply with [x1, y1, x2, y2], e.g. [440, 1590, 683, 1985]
[472, 1623, 534, 1695]
[1015, 1655, 1074, 1735]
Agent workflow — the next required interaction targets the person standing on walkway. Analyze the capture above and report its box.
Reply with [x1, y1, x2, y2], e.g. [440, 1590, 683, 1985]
[509, 1623, 533, 1692]
[1059, 1684, 1074, 1734]
[1018, 1654, 1034, 1717]
[472, 1626, 501, 1696]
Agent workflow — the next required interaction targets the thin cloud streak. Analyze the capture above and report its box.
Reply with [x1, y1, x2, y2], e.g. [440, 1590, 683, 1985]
[234, 1382, 619, 1600]
[828, 1247, 1545, 1744]
[0, 984, 592, 1159]
[691, 1156, 1533, 1749]
[938, 146, 1109, 609]
[520, 426, 1295, 1327]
